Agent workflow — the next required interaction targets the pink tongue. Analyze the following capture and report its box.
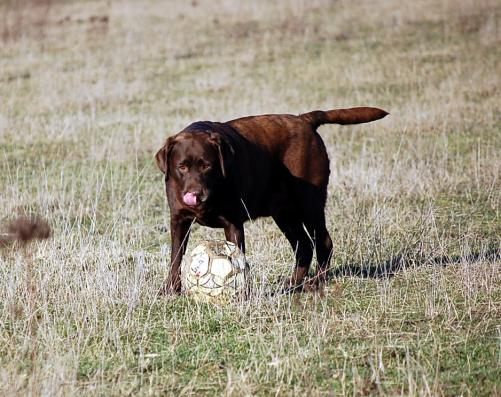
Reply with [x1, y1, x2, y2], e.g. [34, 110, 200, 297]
[183, 192, 198, 206]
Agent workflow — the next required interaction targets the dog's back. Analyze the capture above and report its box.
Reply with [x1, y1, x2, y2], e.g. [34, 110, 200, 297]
[226, 107, 388, 185]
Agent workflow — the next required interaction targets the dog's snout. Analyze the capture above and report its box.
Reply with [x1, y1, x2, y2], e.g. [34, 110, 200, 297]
[183, 188, 202, 197]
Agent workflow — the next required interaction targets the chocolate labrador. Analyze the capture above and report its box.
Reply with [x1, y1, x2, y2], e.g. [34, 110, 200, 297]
[156, 107, 388, 294]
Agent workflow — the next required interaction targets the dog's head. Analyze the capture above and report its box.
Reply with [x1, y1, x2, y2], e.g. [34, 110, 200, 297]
[155, 129, 234, 208]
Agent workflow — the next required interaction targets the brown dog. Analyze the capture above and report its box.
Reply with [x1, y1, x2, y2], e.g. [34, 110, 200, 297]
[156, 107, 388, 294]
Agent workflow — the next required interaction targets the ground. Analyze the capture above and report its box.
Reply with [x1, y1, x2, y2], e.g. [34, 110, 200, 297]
[0, 0, 500, 395]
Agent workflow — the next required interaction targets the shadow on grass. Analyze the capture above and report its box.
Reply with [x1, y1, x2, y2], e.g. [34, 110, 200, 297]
[329, 248, 500, 279]
[275, 249, 500, 295]
[270, 248, 501, 296]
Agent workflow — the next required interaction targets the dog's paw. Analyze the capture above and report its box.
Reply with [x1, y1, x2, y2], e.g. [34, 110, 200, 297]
[302, 278, 326, 295]
[158, 281, 182, 297]
[276, 276, 327, 295]
[276, 277, 305, 294]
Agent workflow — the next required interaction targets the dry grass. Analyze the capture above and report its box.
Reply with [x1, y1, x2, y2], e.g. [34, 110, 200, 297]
[0, 0, 500, 395]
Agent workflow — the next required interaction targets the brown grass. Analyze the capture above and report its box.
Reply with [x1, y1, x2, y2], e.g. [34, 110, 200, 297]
[0, 0, 499, 395]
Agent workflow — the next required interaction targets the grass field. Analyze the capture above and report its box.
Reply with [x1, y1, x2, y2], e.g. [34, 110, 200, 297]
[0, 0, 500, 395]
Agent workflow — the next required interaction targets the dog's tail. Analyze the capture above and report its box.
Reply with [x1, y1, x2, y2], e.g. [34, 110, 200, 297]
[300, 107, 388, 129]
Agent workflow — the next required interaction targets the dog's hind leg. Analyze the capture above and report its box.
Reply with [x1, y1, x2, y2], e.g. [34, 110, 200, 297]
[304, 215, 333, 286]
[273, 213, 314, 290]
[298, 184, 333, 288]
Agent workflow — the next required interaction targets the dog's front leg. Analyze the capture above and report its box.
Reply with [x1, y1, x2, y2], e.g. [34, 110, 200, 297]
[162, 215, 192, 294]
[223, 221, 245, 253]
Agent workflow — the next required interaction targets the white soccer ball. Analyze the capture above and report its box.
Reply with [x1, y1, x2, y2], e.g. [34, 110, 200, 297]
[180, 240, 249, 302]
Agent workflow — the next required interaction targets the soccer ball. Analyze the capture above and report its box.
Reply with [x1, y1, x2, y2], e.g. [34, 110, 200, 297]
[180, 240, 249, 302]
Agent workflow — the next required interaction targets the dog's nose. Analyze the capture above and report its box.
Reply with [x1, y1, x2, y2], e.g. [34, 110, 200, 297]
[183, 191, 199, 206]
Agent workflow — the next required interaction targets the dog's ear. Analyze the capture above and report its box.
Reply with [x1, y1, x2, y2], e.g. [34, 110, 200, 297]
[209, 133, 235, 178]
[155, 137, 175, 178]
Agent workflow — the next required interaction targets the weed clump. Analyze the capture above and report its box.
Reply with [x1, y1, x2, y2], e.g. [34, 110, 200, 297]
[0, 216, 51, 247]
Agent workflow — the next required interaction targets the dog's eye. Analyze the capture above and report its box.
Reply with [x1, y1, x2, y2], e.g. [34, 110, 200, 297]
[201, 164, 211, 171]
[178, 165, 188, 172]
